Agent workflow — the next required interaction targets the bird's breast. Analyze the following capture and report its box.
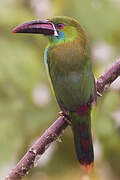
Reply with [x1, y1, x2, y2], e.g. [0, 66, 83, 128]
[44, 43, 93, 110]
[46, 39, 87, 73]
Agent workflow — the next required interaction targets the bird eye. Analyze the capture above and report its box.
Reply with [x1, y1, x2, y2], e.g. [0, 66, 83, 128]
[56, 23, 65, 29]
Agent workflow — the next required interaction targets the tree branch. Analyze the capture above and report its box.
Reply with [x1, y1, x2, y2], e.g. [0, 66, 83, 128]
[97, 59, 120, 93]
[5, 59, 120, 180]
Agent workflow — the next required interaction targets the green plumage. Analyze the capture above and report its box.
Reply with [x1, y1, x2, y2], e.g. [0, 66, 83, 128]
[44, 17, 96, 171]
[13, 16, 97, 172]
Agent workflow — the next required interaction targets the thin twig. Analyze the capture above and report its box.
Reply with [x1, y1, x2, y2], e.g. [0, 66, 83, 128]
[5, 59, 120, 180]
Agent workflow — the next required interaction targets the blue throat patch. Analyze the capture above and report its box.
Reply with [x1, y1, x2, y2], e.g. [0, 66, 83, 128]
[57, 31, 65, 40]
[48, 31, 65, 43]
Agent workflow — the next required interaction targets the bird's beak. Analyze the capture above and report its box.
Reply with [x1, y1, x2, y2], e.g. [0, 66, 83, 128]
[12, 20, 58, 37]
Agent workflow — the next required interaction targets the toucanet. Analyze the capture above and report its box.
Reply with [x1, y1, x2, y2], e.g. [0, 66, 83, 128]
[12, 16, 97, 172]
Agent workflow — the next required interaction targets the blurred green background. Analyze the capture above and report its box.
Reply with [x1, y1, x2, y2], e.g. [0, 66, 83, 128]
[1, 0, 120, 179]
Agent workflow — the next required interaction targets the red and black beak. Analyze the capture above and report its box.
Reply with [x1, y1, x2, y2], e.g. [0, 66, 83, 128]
[12, 20, 58, 37]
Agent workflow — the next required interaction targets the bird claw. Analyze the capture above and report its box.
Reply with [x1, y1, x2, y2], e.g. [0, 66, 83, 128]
[59, 111, 71, 125]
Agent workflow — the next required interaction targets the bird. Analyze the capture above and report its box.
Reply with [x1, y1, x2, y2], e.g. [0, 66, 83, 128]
[12, 16, 97, 172]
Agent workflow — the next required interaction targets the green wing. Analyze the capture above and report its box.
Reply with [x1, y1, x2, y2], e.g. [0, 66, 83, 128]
[46, 49, 95, 111]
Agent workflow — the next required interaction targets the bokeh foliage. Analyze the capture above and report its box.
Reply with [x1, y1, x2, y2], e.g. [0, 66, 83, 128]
[0, 0, 120, 179]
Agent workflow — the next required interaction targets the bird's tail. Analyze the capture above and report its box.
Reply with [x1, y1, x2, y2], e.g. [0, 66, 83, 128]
[70, 111, 94, 173]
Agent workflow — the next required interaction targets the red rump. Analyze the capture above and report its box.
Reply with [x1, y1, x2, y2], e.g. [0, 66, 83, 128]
[77, 103, 90, 115]
[80, 137, 90, 153]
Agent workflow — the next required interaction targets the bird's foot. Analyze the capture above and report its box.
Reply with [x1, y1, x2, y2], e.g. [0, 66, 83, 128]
[59, 111, 71, 125]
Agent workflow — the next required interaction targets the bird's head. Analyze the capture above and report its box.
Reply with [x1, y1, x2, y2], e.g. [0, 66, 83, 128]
[12, 16, 87, 45]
